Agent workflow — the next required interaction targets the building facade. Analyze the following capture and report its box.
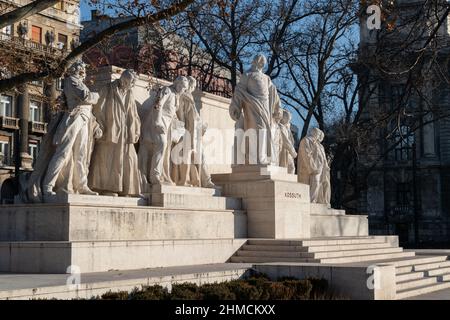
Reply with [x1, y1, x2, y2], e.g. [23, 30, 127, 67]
[81, 10, 233, 98]
[0, 0, 82, 202]
[357, 0, 450, 245]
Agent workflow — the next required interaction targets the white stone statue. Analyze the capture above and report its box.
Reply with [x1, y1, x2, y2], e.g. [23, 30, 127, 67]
[298, 128, 331, 205]
[229, 54, 282, 165]
[138, 76, 189, 190]
[88, 69, 142, 197]
[41, 61, 102, 197]
[278, 109, 297, 174]
[171, 76, 215, 188]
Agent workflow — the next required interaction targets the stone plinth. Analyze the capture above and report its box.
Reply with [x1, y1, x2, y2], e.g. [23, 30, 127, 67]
[149, 185, 241, 210]
[0, 202, 246, 242]
[213, 165, 311, 239]
[0, 193, 248, 273]
[0, 239, 247, 273]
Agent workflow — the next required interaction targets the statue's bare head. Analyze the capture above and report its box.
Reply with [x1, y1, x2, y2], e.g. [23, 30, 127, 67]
[252, 54, 267, 71]
[67, 60, 86, 79]
[173, 76, 189, 94]
[120, 69, 137, 90]
[281, 109, 292, 125]
[187, 76, 197, 93]
[310, 127, 324, 142]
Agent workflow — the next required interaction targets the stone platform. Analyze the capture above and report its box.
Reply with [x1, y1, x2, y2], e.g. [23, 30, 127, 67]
[213, 165, 368, 239]
[0, 188, 248, 273]
[149, 185, 241, 210]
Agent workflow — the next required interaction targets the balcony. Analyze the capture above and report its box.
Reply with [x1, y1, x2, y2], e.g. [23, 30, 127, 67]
[29, 121, 48, 134]
[0, 33, 67, 57]
[0, 116, 20, 130]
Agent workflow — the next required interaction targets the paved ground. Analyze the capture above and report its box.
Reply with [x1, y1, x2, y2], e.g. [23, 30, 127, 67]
[0, 263, 252, 299]
[0, 263, 252, 292]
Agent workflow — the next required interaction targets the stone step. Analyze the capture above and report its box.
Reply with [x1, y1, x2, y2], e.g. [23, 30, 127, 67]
[396, 282, 450, 300]
[396, 271, 426, 283]
[312, 247, 404, 259]
[248, 237, 388, 247]
[413, 261, 450, 272]
[236, 250, 313, 258]
[395, 256, 449, 272]
[426, 267, 450, 277]
[150, 193, 242, 210]
[151, 185, 222, 196]
[229, 256, 317, 264]
[396, 277, 438, 291]
[319, 251, 416, 264]
[307, 242, 393, 253]
[242, 245, 309, 252]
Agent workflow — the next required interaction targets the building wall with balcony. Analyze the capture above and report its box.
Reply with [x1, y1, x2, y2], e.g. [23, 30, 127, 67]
[0, 1, 81, 202]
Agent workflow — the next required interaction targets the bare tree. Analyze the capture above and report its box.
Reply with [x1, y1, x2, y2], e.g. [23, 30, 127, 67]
[0, 0, 60, 29]
[0, 0, 195, 92]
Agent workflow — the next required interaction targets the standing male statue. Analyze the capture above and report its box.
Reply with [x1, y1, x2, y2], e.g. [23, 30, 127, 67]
[171, 76, 215, 188]
[229, 54, 282, 165]
[88, 69, 141, 197]
[297, 128, 331, 204]
[138, 76, 189, 189]
[278, 109, 297, 174]
[42, 61, 102, 196]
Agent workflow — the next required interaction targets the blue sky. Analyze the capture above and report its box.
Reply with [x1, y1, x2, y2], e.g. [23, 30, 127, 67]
[80, 1, 95, 21]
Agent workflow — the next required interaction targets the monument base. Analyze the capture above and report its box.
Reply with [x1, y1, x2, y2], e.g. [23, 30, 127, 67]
[213, 165, 311, 239]
[213, 165, 369, 239]
[0, 239, 246, 273]
[0, 191, 247, 273]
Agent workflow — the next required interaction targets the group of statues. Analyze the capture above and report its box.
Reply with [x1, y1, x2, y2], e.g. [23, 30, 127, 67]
[230, 54, 331, 205]
[19, 60, 214, 203]
[19, 54, 331, 206]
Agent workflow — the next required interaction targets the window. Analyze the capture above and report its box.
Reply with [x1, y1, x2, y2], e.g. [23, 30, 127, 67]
[31, 25, 42, 43]
[1, 25, 12, 40]
[0, 95, 13, 117]
[396, 183, 411, 207]
[57, 33, 68, 50]
[0, 137, 10, 165]
[54, 1, 65, 11]
[56, 78, 64, 91]
[394, 125, 414, 161]
[28, 141, 39, 165]
[29, 100, 41, 122]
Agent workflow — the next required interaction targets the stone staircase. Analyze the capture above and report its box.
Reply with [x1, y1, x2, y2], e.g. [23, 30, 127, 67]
[395, 256, 450, 299]
[230, 236, 414, 264]
[229, 236, 450, 299]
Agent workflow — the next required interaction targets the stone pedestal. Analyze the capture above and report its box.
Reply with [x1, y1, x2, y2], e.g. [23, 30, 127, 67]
[213, 165, 311, 239]
[0, 192, 247, 273]
[149, 185, 241, 210]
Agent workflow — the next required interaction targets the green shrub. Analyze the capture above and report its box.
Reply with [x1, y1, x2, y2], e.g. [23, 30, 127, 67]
[101, 290, 130, 300]
[170, 283, 201, 300]
[130, 285, 169, 300]
[199, 283, 236, 300]
[94, 276, 335, 300]
[226, 280, 262, 300]
[281, 280, 313, 300]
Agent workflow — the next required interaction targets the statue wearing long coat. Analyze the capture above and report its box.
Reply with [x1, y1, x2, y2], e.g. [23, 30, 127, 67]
[88, 79, 141, 196]
[297, 129, 330, 204]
